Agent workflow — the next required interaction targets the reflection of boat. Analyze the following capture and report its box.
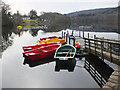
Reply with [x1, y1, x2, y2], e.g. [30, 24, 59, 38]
[23, 42, 60, 52]
[55, 58, 76, 72]
[23, 55, 55, 67]
[40, 36, 59, 41]
[23, 43, 61, 61]
[54, 44, 76, 60]
[36, 36, 65, 45]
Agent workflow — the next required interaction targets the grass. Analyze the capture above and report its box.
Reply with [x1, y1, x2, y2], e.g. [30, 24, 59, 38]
[23, 19, 36, 23]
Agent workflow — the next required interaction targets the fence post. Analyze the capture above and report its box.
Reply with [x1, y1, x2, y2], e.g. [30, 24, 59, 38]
[84, 38, 87, 51]
[88, 39, 91, 52]
[94, 40, 96, 55]
[83, 31, 84, 38]
[101, 41, 104, 60]
[110, 43, 112, 62]
[88, 33, 89, 39]
[79, 30, 81, 37]
[66, 33, 68, 43]
[71, 31, 73, 36]
[69, 36, 70, 44]
[64, 32, 66, 39]
[94, 35, 96, 39]
[73, 37, 75, 46]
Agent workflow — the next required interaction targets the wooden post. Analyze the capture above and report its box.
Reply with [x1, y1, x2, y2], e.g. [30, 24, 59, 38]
[88, 39, 91, 52]
[101, 41, 104, 60]
[88, 33, 89, 38]
[94, 40, 96, 55]
[79, 30, 81, 37]
[69, 36, 70, 44]
[110, 43, 112, 62]
[62, 31, 63, 38]
[64, 32, 66, 39]
[66, 33, 68, 43]
[85, 38, 86, 50]
[73, 37, 75, 46]
[94, 35, 96, 39]
[72, 31, 73, 36]
[83, 31, 84, 38]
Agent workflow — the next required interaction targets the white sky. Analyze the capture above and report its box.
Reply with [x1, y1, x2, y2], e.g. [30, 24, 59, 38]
[2, 0, 119, 15]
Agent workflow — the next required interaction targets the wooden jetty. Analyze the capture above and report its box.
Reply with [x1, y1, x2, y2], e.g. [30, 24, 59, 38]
[62, 30, 120, 66]
[62, 30, 120, 89]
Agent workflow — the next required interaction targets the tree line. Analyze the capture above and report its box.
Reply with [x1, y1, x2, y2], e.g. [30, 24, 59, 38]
[1, 2, 23, 27]
[69, 7, 118, 31]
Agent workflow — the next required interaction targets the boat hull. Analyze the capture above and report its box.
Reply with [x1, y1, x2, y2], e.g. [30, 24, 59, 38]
[23, 44, 61, 61]
[36, 37, 65, 45]
[23, 42, 60, 52]
[54, 44, 76, 60]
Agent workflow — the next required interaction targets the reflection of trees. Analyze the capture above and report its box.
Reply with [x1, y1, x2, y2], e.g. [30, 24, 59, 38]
[1, 36, 13, 52]
[1, 27, 25, 53]
[1, 27, 14, 52]
[44, 23, 69, 32]
[29, 29, 38, 37]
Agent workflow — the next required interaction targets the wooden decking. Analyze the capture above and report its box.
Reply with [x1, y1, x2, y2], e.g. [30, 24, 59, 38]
[102, 68, 120, 89]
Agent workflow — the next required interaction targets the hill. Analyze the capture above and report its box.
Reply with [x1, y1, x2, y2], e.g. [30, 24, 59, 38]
[67, 7, 119, 33]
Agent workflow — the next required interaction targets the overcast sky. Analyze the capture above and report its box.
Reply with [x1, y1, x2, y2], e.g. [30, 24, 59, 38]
[2, 0, 119, 15]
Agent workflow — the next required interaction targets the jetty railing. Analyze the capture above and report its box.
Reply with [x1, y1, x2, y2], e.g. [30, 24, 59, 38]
[84, 38, 120, 65]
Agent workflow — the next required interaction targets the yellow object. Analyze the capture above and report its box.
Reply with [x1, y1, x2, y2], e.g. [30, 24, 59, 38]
[17, 26, 22, 29]
[36, 38, 65, 45]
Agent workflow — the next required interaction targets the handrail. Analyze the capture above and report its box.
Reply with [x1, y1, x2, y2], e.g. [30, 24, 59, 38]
[84, 37, 120, 65]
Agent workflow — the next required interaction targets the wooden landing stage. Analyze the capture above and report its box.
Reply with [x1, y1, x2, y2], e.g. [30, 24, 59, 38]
[84, 37, 120, 66]
[102, 68, 120, 89]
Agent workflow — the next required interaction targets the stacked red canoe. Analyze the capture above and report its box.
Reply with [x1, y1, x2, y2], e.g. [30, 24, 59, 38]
[23, 42, 61, 61]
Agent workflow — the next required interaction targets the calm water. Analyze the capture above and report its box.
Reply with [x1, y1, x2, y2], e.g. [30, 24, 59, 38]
[1, 28, 119, 88]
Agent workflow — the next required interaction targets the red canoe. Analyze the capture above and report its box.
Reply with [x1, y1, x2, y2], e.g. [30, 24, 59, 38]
[23, 43, 61, 61]
[23, 42, 60, 52]
[40, 36, 62, 41]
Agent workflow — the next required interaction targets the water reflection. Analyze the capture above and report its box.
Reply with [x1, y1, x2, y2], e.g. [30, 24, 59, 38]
[29, 29, 39, 37]
[23, 55, 55, 67]
[1, 23, 68, 53]
[55, 58, 76, 72]
[2, 24, 119, 88]
[69, 26, 119, 34]
[2, 27, 14, 52]
[85, 54, 114, 87]
[23, 54, 76, 72]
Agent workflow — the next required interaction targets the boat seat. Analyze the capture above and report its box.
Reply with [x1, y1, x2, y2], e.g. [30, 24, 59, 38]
[57, 52, 74, 54]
